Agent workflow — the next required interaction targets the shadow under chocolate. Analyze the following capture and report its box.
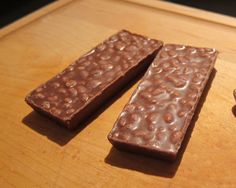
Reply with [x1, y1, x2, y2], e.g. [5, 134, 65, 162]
[105, 69, 216, 178]
[232, 105, 236, 117]
[22, 70, 145, 146]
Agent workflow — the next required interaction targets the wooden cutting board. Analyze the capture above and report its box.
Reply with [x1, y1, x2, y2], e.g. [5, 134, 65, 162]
[0, 0, 236, 187]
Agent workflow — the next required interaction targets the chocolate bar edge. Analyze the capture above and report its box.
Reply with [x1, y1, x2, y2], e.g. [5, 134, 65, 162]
[108, 137, 177, 161]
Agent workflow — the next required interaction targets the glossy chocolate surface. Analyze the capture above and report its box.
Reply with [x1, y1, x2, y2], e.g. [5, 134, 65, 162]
[108, 44, 218, 160]
[25, 30, 163, 129]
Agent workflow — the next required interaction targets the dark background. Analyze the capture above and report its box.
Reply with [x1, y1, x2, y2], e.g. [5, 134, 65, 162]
[0, 0, 55, 28]
[166, 0, 236, 17]
[0, 0, 236, 28]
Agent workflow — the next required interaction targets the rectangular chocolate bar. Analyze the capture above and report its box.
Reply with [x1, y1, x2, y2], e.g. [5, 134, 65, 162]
[108, 44, 218, 161]
[25, 30, 163, 129]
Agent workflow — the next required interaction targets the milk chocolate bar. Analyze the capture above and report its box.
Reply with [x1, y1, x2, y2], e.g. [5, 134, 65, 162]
[108, 44, 218, 161]
[25, 30, 163, 129]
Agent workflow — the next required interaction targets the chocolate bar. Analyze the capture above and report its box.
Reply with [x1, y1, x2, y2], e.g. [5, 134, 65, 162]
[25, 30, 163, 129]
[108, 44, 218, 161]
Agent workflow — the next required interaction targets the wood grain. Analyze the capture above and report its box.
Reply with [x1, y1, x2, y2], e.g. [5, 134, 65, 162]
[0, 0, 236, 187]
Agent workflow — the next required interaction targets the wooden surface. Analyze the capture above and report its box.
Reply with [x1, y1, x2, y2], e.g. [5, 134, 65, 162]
[0, 0, 236, 187]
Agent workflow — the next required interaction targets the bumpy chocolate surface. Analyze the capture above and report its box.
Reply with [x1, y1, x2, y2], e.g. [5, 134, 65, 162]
[108, 44, 218, 160]
[25, 30, 163, 129]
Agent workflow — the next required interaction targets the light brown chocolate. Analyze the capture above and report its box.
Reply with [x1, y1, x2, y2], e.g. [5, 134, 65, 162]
[25, 30, 163, 129]
[108, 44, 218, 161]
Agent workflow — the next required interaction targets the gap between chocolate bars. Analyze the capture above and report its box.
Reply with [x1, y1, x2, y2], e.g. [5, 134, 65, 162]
[25, 29, 218, 161]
